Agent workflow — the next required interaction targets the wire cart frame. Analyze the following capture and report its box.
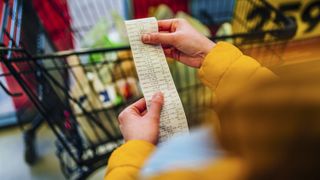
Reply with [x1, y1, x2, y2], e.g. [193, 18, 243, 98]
[0, 0, 296, 179]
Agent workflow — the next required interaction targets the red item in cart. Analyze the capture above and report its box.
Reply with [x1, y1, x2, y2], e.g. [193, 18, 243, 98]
[132, 0, 188, 18]
[32, 0, 73, 51]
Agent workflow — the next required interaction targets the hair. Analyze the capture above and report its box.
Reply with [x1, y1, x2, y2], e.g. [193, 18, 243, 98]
[217, 64, 320, 179]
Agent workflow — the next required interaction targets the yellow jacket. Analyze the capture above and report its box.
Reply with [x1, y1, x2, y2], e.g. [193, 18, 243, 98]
[105, 42, 275, 180]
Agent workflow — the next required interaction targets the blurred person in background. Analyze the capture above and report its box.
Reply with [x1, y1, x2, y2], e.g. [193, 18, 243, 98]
[105, 19, 320, 180]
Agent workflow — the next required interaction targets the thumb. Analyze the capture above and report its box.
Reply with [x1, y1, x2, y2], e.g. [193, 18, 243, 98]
[142, 33, 174, 45]
[148, 92, 164, 120]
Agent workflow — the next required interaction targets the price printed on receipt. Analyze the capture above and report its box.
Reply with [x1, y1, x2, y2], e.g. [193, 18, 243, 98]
[125, 17, 189, 142]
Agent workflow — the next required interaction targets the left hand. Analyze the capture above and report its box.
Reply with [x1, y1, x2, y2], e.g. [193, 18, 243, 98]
[142, 19, 215, 68]
[118, 92, 164, 145]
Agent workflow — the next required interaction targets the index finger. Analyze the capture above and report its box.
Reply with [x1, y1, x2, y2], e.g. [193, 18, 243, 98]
[158, 19, 175, 32]
[129, 98, 146, 113]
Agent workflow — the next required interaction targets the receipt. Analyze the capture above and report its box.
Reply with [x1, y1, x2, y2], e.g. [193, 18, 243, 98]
[125, 17, 189, 142]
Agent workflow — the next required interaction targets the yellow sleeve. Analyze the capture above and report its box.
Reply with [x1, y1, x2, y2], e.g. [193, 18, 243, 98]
[105, 140, 156, 180]
[199, 42, 277, 105]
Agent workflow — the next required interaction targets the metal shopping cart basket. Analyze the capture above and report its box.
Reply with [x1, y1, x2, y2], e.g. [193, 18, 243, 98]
[0, 0, 296, 179]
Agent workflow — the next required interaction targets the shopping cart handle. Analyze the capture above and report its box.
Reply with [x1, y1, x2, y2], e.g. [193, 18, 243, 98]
[0, 81, 23, 97]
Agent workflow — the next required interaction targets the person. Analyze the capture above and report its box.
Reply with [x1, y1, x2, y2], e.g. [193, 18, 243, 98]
[105, 19, 320, 179]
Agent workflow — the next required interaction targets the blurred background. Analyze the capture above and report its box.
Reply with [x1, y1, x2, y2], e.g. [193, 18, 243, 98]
[0, 0, 319, 179]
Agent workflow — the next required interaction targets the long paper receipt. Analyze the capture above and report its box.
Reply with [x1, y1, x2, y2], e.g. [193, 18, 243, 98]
[125, 17, 189, 142]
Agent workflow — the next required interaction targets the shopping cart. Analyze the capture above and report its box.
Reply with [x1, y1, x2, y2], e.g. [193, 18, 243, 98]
[0, 0, 296, 179]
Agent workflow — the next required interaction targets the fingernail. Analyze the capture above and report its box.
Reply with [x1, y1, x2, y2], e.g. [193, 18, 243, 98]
[142, 34, 150, 42]
[152, 92, 163, 101]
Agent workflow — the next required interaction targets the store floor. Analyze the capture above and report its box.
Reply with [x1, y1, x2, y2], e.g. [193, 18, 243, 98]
[0, 125, 105, 180]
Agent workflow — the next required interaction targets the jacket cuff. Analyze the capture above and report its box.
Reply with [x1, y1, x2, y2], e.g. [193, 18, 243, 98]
[199, 42, 243, 90]
[107, 140, 156, 171]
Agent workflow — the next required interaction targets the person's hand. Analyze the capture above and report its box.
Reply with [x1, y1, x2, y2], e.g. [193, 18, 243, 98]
[118, 92, 164, 145]
[141, 18, 216, 68]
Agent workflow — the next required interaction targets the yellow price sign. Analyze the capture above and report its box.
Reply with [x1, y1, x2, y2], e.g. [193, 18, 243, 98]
[268, 0, 320, 40]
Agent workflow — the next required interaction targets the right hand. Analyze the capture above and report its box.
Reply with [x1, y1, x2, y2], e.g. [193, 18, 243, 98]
[118, 92, 164, 145]
[142, 18, 216, 68]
